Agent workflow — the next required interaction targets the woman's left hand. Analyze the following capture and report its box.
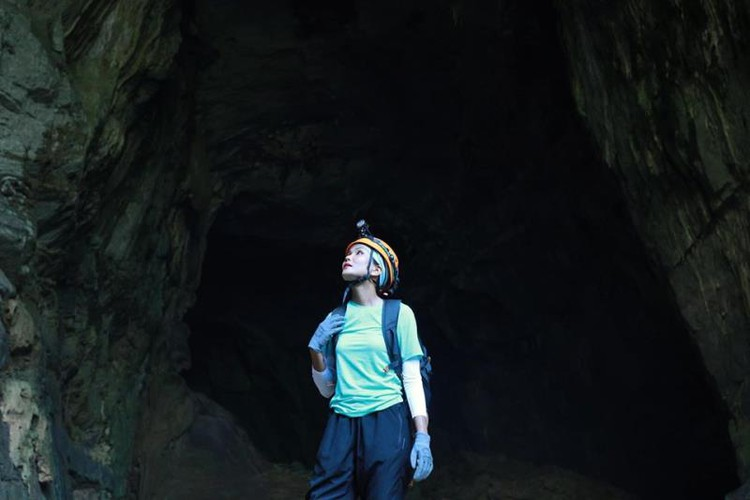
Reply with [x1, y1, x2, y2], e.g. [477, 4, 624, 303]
[410, 432, 433, 481]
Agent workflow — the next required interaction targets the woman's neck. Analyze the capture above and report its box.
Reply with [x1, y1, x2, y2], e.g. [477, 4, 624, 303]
[349, 282, 383, 306]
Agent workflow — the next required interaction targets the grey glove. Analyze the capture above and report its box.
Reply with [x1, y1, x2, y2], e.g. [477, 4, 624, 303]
[308, 311, 345, 352]
[410, 432, 433, 481]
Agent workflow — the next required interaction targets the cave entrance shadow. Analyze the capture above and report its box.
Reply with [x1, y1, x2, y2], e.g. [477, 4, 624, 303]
[182, 200, 739, 500]
[183, 210, 345, 466]
[180, 0, 740, 496]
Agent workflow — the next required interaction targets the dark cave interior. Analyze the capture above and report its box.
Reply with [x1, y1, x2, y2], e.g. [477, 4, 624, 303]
[181, 0, 739, 498]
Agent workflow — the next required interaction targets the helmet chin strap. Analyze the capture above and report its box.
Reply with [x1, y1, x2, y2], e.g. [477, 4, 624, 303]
[341, 249, 376, 304]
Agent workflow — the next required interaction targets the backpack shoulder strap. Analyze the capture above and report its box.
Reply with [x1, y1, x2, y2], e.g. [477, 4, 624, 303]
[381, 299, 402, 372]
[330, 304, 347, 355]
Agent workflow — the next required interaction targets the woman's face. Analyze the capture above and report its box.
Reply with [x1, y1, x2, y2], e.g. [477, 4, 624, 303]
[342, 243, 382, 282]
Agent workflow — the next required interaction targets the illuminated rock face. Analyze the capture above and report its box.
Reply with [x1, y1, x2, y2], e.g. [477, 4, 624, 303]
[556, 0, 750, 482]
[0, 1, 241, 497]
[0, 0, 746, 497]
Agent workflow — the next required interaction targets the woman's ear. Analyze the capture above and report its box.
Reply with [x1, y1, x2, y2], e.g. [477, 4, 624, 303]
[370, 262, 382, 277]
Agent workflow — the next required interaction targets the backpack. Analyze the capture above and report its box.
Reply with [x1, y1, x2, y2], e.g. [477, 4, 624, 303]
[332, 299, 432, 409]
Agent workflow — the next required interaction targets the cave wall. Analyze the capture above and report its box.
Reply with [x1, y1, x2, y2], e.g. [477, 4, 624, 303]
[0, 0, 267, 497]
[555, 0, 750, 479]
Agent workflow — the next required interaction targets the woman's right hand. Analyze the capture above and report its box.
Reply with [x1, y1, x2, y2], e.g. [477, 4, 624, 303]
[307, 311, 346, 352]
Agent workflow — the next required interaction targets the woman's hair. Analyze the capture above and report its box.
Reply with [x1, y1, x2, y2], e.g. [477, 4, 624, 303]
[370, 251, 388, 289]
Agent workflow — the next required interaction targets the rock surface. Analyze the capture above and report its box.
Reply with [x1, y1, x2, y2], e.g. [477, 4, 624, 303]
[556, 0, 750, 479]
[0, 0, 230, 497]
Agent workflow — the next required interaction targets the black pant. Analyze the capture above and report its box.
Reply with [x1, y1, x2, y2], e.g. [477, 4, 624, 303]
[307, 403, 412, 500]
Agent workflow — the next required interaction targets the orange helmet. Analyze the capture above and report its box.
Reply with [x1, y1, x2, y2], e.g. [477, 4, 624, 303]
[345, 220, 400, 296]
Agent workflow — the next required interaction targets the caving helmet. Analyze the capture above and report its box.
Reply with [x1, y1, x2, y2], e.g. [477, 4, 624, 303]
[345, 220, 400, 297]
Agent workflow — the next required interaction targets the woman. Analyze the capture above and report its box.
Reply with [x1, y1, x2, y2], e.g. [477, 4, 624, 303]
[306, 221, 433, 499]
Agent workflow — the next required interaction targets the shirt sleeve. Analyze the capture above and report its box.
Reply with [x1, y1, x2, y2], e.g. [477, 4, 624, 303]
[312, 328, 338, 398]
[311, 366, 336, 398]
[402, 359, 427, 417]
[396, 303, 422, 361]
